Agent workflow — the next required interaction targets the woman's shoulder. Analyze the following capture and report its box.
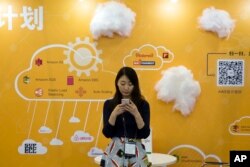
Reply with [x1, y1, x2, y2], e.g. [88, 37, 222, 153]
[140, 99, 149, 107]
[140, 97, 148, 103]
[104, 99, 110, 105]
[104, 99, 114, 107]
[104, 99, 112, 103]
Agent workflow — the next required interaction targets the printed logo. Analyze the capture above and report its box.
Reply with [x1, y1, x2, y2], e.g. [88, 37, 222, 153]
[75, 87, 86, 97]
[67, 76, 74, 85]
[133, 59, 141, 65]
[23, 76, 30, 84]
[132, 60, 155, 66]
[140, 61, 155, 65]
[163, 52, 169, 58]
[34, 88, 43, 97]
[35, 58, 43, 66]
[232, 124, 240, 132]
[230, 151, 250, 167]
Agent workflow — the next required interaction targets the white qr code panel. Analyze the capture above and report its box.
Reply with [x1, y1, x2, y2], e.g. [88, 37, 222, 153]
[217, 59, 244, 87]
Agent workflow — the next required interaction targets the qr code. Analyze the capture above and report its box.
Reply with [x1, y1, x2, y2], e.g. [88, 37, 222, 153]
[217, 59, 244, 86]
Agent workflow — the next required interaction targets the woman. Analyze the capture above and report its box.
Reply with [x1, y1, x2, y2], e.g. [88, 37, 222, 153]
[100, 66, 151, 167]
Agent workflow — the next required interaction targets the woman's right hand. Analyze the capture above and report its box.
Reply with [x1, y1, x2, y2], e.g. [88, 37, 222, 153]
[108, 104, 126, 126]
[112, 104, 126, 117]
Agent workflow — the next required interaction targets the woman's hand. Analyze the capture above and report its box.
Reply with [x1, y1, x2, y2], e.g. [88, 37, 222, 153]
[109, 104, 126, 126]
[123, 100, 139, 117]
[112, 104, 127, 117]
[124, 100, 145, 129]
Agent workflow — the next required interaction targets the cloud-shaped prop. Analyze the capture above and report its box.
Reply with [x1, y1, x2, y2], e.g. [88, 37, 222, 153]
[18, 139, 47, 155]
[155, 66, 201, 116]
[90, 1, 136, 39]
[71, 130, 94, 143]
[198, 7, 235, 39]
[88, 147, 103, 157]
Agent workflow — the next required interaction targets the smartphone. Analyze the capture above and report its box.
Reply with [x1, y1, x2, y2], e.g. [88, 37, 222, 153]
[121, 99, 130, 104]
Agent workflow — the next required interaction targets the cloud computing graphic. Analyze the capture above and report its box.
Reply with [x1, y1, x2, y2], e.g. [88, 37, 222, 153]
[15, 38, 175, 156]
[168, 144, 223, 166]
[15, 37, 116, 156]
[229, 116, 250, 136]
[123, 44, 174, 70]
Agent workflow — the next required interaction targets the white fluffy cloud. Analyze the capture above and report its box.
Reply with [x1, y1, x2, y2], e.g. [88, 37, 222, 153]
[155, 66, 201, 116]
[198, 7, 235, 39]
[90, 1, 136, 39]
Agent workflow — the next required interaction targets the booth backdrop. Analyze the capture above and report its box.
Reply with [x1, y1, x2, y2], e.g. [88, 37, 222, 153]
[0, 0, 250, 166]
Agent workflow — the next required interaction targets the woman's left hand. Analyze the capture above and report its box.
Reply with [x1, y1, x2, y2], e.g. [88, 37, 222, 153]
[124, 100, 139, 116]
[124, 100, 145, 129]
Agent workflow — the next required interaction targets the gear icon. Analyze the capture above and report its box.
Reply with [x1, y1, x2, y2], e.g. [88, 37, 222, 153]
[64, 37, 102, 76]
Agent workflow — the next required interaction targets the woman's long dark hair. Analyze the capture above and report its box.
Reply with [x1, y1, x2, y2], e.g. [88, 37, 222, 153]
[111, 67, 144, 107]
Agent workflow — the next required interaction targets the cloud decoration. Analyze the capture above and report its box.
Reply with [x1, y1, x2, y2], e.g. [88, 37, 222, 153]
[18, 139, 47, 155]
[90, 1, 136, 40]
[71, 130, 94, 142]
[198, 7, 235, 39]
[69, 116, 80, 123]
[88, 147, 103, 157]
[155, 66, 201, 116]
[38, 125, 52, 134]
[50, 138, 63, 146]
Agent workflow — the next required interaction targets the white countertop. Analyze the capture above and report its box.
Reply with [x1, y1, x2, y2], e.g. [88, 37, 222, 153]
[94, 152, 177, 167]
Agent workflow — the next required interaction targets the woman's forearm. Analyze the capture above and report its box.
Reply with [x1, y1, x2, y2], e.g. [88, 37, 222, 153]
[134, 113, 145, 129]
[108, 112, 117, 126]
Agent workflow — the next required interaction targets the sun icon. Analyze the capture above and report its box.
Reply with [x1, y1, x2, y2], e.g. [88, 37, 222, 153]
[64, 37, 102, 76]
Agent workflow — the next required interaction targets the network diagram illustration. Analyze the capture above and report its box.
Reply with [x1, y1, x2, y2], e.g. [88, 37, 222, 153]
[15, 36, 175, 156]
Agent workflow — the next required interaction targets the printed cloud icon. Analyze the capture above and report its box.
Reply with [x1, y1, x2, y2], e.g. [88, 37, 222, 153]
[69, 116, 80, 123]
[123, 44, 174, 70]
[168, 144, 222, 166]
[38, 125, 52, 134]
[229, 116, 250, 135]
[88, 147, 103, 157]
[50, 138, 63, 145]
[18, 139, 47, 155]
[15, 37, 116, 101]
[71, 130, 94, 143]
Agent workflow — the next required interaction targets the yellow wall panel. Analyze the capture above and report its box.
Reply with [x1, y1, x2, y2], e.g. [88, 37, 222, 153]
[1, 0, 250, 166]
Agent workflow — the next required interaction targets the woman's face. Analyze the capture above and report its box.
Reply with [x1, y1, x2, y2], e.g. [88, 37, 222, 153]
[117, 75, 134, 98]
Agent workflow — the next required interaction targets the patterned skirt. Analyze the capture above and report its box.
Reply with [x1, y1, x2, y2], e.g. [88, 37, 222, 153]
[100, 137, 151, 167]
